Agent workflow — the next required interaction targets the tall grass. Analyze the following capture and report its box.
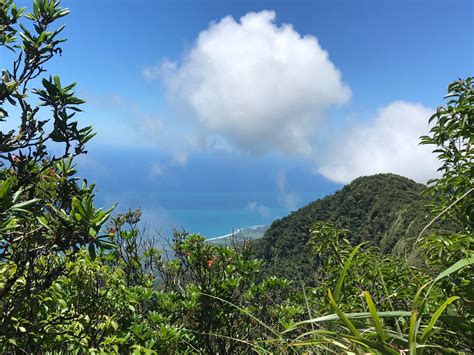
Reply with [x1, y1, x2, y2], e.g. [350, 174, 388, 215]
[200, 253, 473, 354]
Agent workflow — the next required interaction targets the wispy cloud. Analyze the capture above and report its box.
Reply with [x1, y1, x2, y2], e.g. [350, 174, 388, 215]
[84, 92, 164, 147]
[171, 152, 189, 167]
[150, 162, 164, 176]
[276, 170, 299, 210]
[246, 201, 271, 218]
[142, 63, 163, 81]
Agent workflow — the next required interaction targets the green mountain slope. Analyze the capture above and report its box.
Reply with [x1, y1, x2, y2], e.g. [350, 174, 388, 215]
[252, 173, 456, 281]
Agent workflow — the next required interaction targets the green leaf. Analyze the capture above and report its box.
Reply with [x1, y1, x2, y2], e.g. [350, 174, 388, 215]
[409, 310, 418, 355]
[71, 196, 86, 217]
[283, 311, 410, 333]
[423, 255, 474, 305]
[0, 178, 13, 200]
[11, 198, 40, 211]
[363, 291, 387, 342]
[327, 288, 360, 338]
[334, 242, 368, 302]
[88, 243, 96, 260]
[95, 238, 118, 250]
[432, 255, 474, 284]
[53, 75, 61, 88]
[420, 296, 460, 344]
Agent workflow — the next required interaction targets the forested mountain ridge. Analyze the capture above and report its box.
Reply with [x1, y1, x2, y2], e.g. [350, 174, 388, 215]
[253, 173, 457, 280]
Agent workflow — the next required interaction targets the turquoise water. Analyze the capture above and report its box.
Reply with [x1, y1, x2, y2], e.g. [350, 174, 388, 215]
[165, 208, 290, 238]
[79, 146, 341, 239]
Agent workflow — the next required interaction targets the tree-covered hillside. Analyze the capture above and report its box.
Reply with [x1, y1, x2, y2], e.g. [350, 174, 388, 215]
[253, 173, 457, 281]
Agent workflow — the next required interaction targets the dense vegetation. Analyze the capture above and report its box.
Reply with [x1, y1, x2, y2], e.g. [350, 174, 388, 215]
[252, 173, 459, 282]
[0, 1, 472, 353]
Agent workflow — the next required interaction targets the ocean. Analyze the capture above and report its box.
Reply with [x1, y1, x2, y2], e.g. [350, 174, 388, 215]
[77, 144, 341, 238]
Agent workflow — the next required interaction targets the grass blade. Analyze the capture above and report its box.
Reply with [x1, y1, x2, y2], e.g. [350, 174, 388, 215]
[333, 242, 368, 302]
[419, 255, 473, 320]
[283, 311, 410, 333]
[200, 292, 282, 339]
[420, 296, 460, 344]
[409, 310, 418, 355]
[363, 291, 387, 342]
[185, 328, 272, 354]
[432, 255, 474, 285]
[327, 289, 360, 338]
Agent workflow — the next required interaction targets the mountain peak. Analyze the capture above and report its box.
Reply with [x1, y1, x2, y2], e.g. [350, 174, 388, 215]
[252, 173, 453, 281]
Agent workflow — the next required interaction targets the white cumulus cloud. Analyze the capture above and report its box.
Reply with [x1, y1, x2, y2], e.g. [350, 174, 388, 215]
[157, 10, 350, 155]
[317, 101, 439, 184]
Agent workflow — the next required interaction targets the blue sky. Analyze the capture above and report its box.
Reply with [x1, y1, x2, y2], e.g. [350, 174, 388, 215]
[8, 0, 473, 237]
[57, 0, 472, 107]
